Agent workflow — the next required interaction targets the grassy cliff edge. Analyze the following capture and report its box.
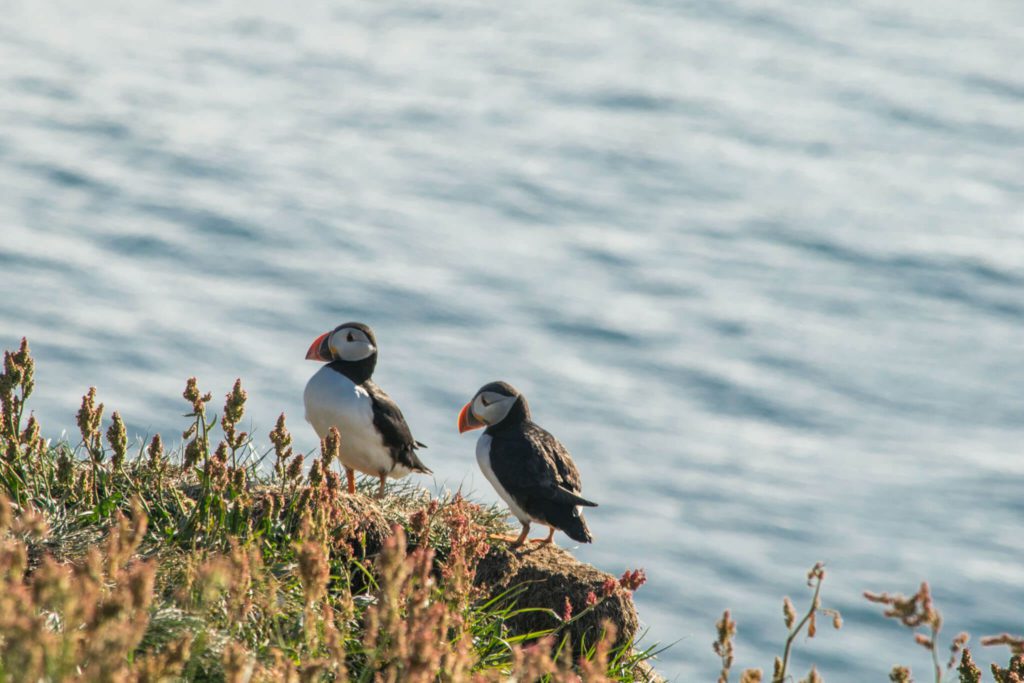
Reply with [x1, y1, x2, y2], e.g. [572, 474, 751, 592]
[0, 338, 661, 682]
[7, 337, 1019, 682]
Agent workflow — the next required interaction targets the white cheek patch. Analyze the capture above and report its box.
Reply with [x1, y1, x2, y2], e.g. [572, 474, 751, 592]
[475, 393, 515, 424]
[331, 330, 375, 361]
[473, 395, 489, 416]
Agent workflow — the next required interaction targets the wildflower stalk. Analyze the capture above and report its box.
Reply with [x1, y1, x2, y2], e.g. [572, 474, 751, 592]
[774, 563, 840, 683]
[269, 413, 294, 499]
[76, 387, 105, 505]
[0, 338, 34, 451]
[714, 609, 736, 683]
[0, 338, 665, 682]
[865, 582, 959, 683]
[777, 577, 822, 682]
[0, 339, 40, 504]
[957, 648, 982, 683]
[180, 377, 214, 545]
[106, 411, 128, 472]
[927, 623, 941, 683]
[220, 379, 248, 470]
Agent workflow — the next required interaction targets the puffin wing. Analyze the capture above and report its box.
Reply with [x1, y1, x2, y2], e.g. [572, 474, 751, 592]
[517, 424, 596, 506]
[362, 381, 431, 474]
[488, 424, 597, 542]
[525, 425, 597, 503]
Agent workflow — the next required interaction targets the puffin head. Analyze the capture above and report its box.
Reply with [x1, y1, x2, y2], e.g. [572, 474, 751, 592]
[458, 381, 530, 433]
[305, 322, 378, 365]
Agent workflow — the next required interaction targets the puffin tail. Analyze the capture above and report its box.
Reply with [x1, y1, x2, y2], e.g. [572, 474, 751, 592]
[562, 509, 593, 544]
[411, 455, 432, 475]
[554, 486, 598, 508]
[400, 447, 432, 475]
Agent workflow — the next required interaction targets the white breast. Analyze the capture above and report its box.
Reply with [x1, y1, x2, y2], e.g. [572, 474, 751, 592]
[303, 366, 407, 477]
[476, 434, 532, 524]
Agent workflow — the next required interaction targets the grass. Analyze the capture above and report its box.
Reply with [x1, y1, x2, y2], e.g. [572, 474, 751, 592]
[710, 553, 1023, 682]
[6, 336, 1020, 682]
[0, 338, 660, 682]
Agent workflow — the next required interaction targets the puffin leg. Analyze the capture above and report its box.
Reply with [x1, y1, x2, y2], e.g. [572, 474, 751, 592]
[487, 522, 532, 546]
[511, 522, 530, 548]
[376, 474, 387, 498]
[345, 467, 356, 495]
[531, 526, 556, 545]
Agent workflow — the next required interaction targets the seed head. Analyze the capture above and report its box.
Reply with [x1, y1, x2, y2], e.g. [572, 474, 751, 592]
[713, 609, 736, 679]
[270, 413, 292, 457]
[1, 338, 34, 398]
[618, 568, 647, 592]
[147, 434, 164, 469]
[865, 582, 941, 630]
[106, 411, 128, 468]
[888, 665, 912, 682]
[182, 377, 212, 414]
[76, 387, 104, 450]
[783, 596, 797, 629]
[980, 633, 1024, 655]
[183, 439, 202, 470]
[946, 631, 969, 669]
[802, 666, 823, 683]
[286, 454, 305, 481]
[957, 648, 982, 683]
[561, 595, 573, 622]
[231, 466, 246, 491]
[20, 414, 41, 450]
[223, 379, 247, 426]
[308, 460, 323, 486]
[213, 441, 228, 463]
[297, 541, 329, 605]
[321, 426, 341, 469]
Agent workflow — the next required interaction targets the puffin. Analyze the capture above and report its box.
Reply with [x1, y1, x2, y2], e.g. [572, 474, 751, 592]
[457, 381, 597, 547]
[303, 322, 430, 496]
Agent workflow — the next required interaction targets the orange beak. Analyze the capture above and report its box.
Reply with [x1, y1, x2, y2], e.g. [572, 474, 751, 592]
[305, 332, 332, 361]
[457, 401, 484, 433]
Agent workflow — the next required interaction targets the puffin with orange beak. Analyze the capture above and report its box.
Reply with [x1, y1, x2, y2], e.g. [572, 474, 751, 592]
[458, 381, 596, 547]
[304, 322, 430, 496]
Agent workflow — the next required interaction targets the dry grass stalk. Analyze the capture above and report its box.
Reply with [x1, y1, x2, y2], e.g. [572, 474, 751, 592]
[0, 337, 659, 681]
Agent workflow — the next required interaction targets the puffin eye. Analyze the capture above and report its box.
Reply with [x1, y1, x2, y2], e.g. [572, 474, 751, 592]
[480, 396, 492, 407]
[347, 332, 355, 342]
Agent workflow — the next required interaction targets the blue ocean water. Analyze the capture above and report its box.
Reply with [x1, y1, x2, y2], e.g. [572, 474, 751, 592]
[1, 1, 1022, 678]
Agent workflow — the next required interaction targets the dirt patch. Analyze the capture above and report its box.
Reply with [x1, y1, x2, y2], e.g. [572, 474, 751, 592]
[331, 493, 391, 556]
[475, 543, 639, 652]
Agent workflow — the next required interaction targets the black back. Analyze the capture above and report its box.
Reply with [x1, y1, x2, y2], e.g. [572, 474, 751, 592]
[362, 380, 430, 474]
[486, 412, 596, 542]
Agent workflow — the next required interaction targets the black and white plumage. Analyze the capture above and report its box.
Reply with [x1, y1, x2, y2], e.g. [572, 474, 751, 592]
[458, 381, 596, 547]
[304, 322, 430, 496]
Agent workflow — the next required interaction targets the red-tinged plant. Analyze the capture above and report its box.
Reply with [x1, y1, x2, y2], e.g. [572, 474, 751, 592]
[865, 582, 953, 683]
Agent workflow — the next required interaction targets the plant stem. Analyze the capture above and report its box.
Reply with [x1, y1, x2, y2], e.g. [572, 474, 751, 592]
[775, 574, 824, 683]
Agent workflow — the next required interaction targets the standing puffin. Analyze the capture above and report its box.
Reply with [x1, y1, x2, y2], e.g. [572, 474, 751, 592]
[457, 381, 596, 547]
[304, 322, 430, 496]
